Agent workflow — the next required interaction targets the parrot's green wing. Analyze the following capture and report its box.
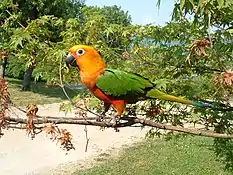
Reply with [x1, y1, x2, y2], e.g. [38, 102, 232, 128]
[96, 69, 217, 109]
[96, 68, 154, 101]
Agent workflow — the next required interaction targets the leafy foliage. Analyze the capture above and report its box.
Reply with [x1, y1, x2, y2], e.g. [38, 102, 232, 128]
[172, 0, 233, 28]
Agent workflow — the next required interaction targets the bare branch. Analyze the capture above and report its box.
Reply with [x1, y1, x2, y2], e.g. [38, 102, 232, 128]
[4, 116, 233, 139]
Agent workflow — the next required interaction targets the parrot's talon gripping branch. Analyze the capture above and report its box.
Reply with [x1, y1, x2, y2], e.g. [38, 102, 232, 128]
[96, 117, 102, 122]
[112, 115, 120, 132]
[96, 103, 110, 127]
[96, 115, 105, 130]
[96, 111, 105, 122]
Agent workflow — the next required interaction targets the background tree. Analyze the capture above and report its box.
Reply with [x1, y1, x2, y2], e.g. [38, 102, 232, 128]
[1, 0, 134, 90]
[80, 5, 132, 56]
[0, 0, 85, 90]
[154, 0, 233, 169]
[82, 5, 131, 26]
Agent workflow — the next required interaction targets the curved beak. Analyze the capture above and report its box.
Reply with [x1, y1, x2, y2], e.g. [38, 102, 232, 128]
[66, 53, 77, 67]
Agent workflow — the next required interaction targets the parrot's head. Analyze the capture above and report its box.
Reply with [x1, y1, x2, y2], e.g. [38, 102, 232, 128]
[66, 45, 106, 72]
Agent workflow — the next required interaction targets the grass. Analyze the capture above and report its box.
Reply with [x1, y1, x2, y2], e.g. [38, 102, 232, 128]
[74, 135, 231, 175]
[7, 77, 80, 106]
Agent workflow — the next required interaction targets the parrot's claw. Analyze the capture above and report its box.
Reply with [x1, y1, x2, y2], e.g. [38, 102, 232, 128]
[96, 111, 108, 131]
[96, 116, 103, 122]
[113, 115, 120, 132]
[96, 111, 107, 122]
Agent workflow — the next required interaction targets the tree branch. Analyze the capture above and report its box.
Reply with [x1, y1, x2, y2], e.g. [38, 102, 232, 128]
[4, 116, 233, 139]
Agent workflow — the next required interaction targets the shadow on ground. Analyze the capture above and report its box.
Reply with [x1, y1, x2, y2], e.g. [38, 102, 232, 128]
[6, 77, 87, 106]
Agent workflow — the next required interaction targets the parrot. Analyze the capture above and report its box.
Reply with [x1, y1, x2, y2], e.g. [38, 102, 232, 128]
[65, 45, 214, 128]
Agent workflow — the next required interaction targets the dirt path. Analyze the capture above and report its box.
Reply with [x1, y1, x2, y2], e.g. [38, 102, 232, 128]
[0, 103, 149, 175]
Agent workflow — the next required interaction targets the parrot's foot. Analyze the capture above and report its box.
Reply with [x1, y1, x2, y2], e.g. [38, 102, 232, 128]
[96, 116, 103, 122]
[96, 111, 107, 122]
[113, 115, 120, 132]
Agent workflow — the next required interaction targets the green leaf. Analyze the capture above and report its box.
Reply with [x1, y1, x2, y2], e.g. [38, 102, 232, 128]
[87, 98, 100, 110]
[180, 0, 186, 10]
[153, 79, 169, 90]
[156, 0, 161, 9]
[217, 0, 224, 8]
[59, 102, 73, 114]
[188, 0, 194, 6]
[227, 29, 233, 34]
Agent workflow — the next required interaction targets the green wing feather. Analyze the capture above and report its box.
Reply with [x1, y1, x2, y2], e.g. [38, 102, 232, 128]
[96, 68, 153, 102]
[96, 68, 213, 108]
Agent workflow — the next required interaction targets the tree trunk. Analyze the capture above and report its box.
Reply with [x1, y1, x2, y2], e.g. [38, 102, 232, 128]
[0, 58, 7, 78]
[22, 66, 34, 91]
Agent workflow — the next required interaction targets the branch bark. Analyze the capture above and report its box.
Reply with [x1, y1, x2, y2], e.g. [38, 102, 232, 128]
[4, 116, 233, 139]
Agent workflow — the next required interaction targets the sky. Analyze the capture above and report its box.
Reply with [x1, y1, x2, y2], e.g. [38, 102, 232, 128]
[86, 0, 175, 26]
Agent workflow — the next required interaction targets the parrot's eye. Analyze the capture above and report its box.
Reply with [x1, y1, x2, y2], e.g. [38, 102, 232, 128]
[76, 49, 85, 56]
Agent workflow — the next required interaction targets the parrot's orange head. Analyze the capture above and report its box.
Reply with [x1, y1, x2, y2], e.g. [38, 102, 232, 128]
[66, 45, 106, 73]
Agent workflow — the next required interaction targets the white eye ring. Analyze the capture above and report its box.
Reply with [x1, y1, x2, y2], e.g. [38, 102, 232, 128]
[76, 49, 85, 56]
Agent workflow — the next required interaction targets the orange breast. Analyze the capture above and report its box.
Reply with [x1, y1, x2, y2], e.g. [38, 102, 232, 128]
[80, 70, 101, 89]
[80, 70, 112, 102]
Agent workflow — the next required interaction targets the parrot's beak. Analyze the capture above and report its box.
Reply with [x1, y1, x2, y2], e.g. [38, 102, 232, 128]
[66, 53, 77, 67]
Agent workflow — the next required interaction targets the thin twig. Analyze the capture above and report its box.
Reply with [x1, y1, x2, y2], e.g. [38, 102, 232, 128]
[6, 10, 25, 29]
[59, 56, 90, 152]
[207, 13, 213, 49]
[83, 99, 91, 152]
[59, 59, 73, 103]
[84, 125, 89, 152]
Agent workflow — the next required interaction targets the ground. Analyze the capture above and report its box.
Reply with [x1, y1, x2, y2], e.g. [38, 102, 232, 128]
[0, 103, 149, 175]
[1, 79, 231, 175]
